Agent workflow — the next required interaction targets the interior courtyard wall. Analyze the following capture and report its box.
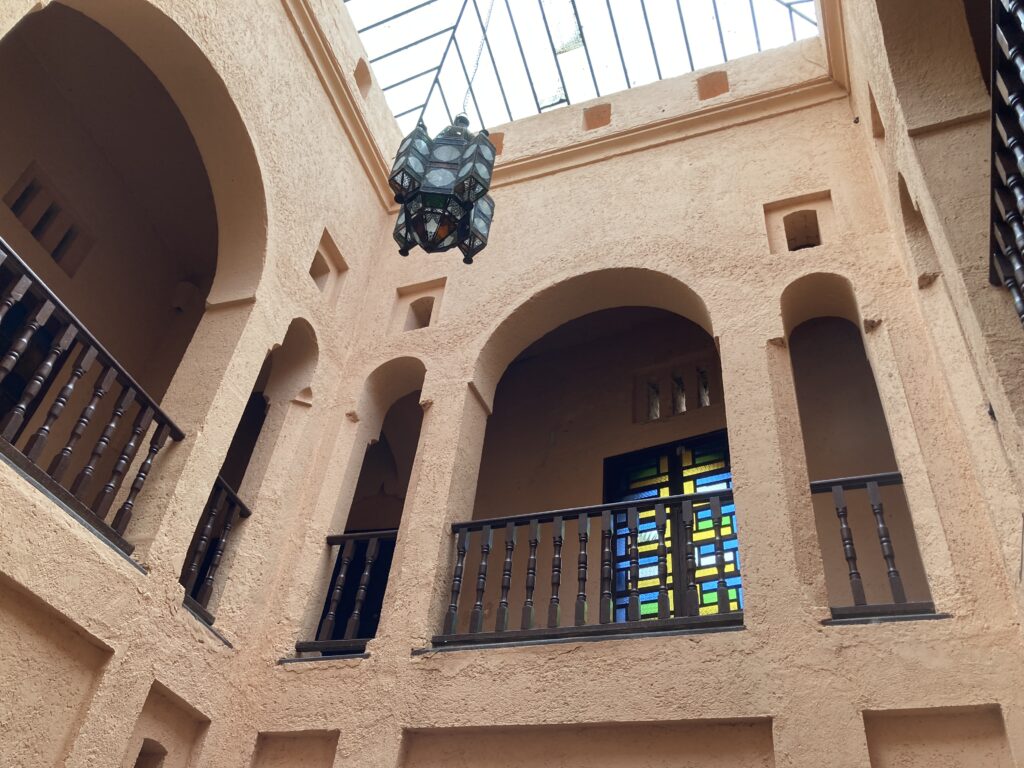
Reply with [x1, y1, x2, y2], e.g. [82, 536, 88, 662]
[1, 0, 1024, 767]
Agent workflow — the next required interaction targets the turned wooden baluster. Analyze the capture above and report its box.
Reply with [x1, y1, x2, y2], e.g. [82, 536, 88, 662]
[469, 525, 492, 634]
[495, 522, 516, 632]
[548, 515, 564, 628]
[93, 406, 153, 519]
[442, 528, 469, 635]
[181, 485, 228, 595]
[344, 537, 381, 639]
[681, 501, 699, 616]
[575, 511, 589, 626]
[25, 345, 97, 461]
[0, 275, 31, 327]
[0, 301, 54, 387]
[317, 538, 356, 641]
[997, 111, 1024, 178]
[830, 485, 866, 605]
[195, 501, 240, 607]
[49, 367, 116, 482]
[521, 519, 539, 630]
[655, 503, 670, 620]
[867, 481, 907, 604]
[1, 325, 76, 441]
[711, 497, 731, 612]
[71, 384, 135, 501]
[111, 421, 171, 535]
[599, 510, 613, 624]
[627, 507, 641, 622]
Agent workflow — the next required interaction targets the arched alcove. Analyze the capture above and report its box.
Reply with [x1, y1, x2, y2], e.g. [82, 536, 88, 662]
[781, 273, 932, 615]
[300, 356, 427, 654]
[179, 318, 318, 625]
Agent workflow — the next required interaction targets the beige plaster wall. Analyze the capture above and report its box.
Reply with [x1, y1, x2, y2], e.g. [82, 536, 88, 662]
[0, 1, 1023, 768]
[864, 706, 1014, 768]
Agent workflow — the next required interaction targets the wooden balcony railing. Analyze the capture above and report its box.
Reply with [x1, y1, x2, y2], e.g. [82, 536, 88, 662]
[0, 235, 183, 555]
[433, 491, 743, 648]
[295, 529, 399, 656]
[179, 475, 252, 626]
[991, 0, 1024, 324]
[809, 471, 935, 620]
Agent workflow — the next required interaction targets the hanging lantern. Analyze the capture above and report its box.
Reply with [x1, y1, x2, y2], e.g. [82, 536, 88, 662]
[389, 115, 496, 264]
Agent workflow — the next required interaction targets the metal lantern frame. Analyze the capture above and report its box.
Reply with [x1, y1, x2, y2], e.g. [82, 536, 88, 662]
[389, 115, 496, 264]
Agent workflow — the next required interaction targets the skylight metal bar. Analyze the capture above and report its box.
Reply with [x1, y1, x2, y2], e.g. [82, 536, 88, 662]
[417, 0, 471, 126]
[603, 0, 631, 87]
[503, 0, 543, 113]
[537, 0, 570, 111]
[453, 37, 487, 126]
[395, 103, 428, 119]
[369, 25, 455, 63]
[639, 0, 663, 80]
[783, 1, 817, 27]
[471, 0, 514, 123]
[674, 0, 695, 72]
[710, 0, 729, 61]
[358, 0, 439, 34]
[381, 65, 440, 92]
[748, 0, 762, 51]
[569, 0, 601, 97]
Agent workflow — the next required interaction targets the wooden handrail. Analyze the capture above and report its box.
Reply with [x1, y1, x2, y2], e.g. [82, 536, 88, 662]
[451, 489, 735, 533]
[326, 528, 398, 545]
[808, 471, 903, 494]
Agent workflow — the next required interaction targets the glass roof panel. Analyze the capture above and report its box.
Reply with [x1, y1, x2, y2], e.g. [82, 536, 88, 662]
[345, 0, 819, 134]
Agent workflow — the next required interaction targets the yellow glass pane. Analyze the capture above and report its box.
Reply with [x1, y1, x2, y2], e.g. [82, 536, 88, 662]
[629, 474, 668, 490]
[699, 605, 718, 616]
[659, 456, 668, 473]
[683, 480, 695, 494]
[683, 460, 724, 476]
[693, 530, 714, 542]
[695, 567, 716, 579]
[682, 449, 692, 466]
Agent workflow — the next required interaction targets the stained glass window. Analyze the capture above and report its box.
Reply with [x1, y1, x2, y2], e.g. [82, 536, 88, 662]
[604, 431, 742, 622]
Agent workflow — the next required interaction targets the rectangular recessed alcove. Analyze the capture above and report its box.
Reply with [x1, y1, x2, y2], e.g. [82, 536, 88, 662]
[863, 706, 1013, 767]
[697, 70, 730, 100]
[393, 276, 446, 333]
[121, 682, 209, 768]
[0, 575, 112, 768]
[251, 730, 340, 768]
[763, 190, 834, 254]
[583, 103, 612, 130]
[401, 720, 775, 767]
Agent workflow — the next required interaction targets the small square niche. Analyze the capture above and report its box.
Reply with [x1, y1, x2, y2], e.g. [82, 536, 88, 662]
[763, 191, 834, 254]
[583, 103, 612, 131]
[308, 229, 348, 301]
[697, 70, 729, 100]
[393, 277, 446, 333]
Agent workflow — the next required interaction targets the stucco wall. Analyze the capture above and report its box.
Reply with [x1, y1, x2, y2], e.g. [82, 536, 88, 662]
[1, 0, 1023, 767]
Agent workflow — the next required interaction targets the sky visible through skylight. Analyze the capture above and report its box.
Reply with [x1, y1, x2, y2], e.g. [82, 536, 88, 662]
[346, 0, 819, 135]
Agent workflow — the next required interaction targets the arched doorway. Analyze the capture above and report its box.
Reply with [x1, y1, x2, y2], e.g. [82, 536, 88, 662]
[0, 3, 265, 553]
[438, 271, 743, 645]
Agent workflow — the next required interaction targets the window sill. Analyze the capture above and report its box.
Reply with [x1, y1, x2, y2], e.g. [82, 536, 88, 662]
[822, 602, 947, 626]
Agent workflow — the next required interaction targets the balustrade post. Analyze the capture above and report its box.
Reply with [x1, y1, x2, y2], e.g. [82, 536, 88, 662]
[181, 485, 228, 595]
[711, 496, 730, 612]
[831, 485, 867, 606]
[195, 501, 241, 607]
[317, 539, 356, 641]
[25, 344, 97, 461]
[627, 506, 641, 622]
[548, 515, 564, 628]
[442, 528, 469, 635]
[495, 522, 515, 632]
[93, 405, 153, 519]
[112, 421, 171, 535]
[681, 500, 699, 616]
[49, 367, 116, 482]
[521, 519, 539, 630]
[599, 509, 613, 624]
[867, 481, 907, 604]
[575, 511, 589, 626]
[0, 300, 54, 386]
[1, 324, 75, 440]
[655, 503, 670, 620]
[469, 525, 491, 634]
[71, 384, 135, 501]
[344, 537, 381, 639]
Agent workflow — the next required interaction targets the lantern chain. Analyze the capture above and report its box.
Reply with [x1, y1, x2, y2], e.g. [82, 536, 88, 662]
[462, 0, 498, 118]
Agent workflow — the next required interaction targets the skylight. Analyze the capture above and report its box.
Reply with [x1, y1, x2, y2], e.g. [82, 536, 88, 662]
[345, 0, 819, 134]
